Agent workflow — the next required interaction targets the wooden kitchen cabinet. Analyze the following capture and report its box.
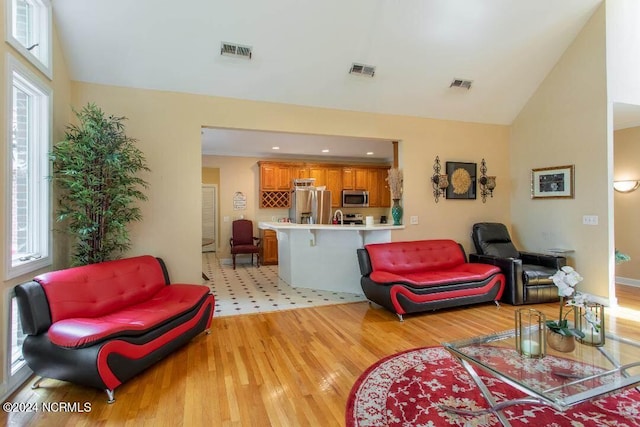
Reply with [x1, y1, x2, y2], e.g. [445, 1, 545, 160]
[326, 167, 343, 207]
[308, 165, 327, 186]
[259, 162, 293, 208]
[367, 169, 381, 207]
[292, 166, 310, 179]
[259, 162, 292, 191]
[342, 168, 368, 190]
[259, 160, 390, 208]
[379, 168, 391, 207]
[261, 229, 278, 265]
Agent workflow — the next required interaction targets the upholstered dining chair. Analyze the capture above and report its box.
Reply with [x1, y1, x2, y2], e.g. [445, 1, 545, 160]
[470, 222, 566, 305]
[229, 219, 261, 269]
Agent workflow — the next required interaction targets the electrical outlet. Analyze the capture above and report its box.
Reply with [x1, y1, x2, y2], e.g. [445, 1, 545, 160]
[410, 216, 419, 225]
[223, 216, 230, 222]
[582, 215, 598, 225]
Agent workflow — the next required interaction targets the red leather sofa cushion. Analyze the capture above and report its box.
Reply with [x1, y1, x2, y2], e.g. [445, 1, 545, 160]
[47, 284, 210, 348]
[35, 255, 167, 323]
[370, 262, 501, 288]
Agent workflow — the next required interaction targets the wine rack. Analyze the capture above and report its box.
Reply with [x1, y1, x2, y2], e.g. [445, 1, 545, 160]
[260, 191, 290, 208]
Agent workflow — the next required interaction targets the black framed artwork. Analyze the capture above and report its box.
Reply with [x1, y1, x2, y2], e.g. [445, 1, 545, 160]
[445, 161, 477, 199]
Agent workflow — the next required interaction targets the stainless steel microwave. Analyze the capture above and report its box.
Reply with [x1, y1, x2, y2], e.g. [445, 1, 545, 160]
[342, 190, 369, 207]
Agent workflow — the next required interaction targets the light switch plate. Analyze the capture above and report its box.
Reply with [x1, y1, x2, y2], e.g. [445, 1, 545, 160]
[582, 215, 598, 225]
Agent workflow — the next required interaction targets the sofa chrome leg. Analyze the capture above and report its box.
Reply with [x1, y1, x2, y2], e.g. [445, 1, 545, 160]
[106, 389, 115, 404]
[205, 329, 211, 335]
[397, 313, 404, 322]
[31, 376, 45, 389]
[494, 300, 501, 308]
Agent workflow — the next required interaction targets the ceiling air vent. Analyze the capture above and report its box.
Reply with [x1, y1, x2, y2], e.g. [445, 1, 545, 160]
[349, 63, 376, 77]
[220, 42, 252, 59]
[450, 78, 473, 90]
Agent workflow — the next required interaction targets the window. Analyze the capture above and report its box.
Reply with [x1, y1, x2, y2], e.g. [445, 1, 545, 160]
[3, 289, 31, 399]
[5, 54, 52, 279]
[4, 0, 52, 79]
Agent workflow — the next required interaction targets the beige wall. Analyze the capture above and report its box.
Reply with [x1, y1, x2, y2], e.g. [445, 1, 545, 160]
[202, 167, 220, 185]
[511, 5, 610, 299]
[0, 7, 72, 394]
[71, 81, 511, 282]
[613, 127, 640, 281]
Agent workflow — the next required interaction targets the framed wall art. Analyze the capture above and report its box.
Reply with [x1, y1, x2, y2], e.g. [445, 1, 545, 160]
[445, 161, 477, 199]
[531, 165, 574, 199]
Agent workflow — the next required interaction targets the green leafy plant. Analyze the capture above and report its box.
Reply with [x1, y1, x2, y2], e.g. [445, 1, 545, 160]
[50, 103, 149, 265]
[615, 249, 630, 265]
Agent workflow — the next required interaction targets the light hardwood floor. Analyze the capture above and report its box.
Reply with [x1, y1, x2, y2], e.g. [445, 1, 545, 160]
[2, 285, 639, 426]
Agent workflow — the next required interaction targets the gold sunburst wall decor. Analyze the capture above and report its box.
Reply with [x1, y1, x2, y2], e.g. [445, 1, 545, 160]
[445, 161, 477, 199]
[451, 168, 471, 194]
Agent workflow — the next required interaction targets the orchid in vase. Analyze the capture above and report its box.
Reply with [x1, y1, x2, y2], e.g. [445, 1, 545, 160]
[545, 266, 600, 338]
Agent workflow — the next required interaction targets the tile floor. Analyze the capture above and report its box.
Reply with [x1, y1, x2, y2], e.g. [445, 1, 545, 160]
[202, 252, 366, 317]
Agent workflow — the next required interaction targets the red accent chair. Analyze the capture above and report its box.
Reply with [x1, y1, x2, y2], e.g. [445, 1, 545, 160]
[229, 219, 261, 269]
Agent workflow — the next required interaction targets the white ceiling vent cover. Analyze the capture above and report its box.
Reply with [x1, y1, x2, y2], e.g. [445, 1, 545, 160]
[349, 63, 376, 77]
[220, 42, 252, 59]
[450, 78, 473, 90]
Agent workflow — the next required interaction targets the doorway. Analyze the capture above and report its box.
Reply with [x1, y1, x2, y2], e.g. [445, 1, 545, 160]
[202, 184, 218, 252]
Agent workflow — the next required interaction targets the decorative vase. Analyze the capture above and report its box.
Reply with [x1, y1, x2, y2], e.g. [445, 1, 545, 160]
[546, 329, 575, 352]
[515, 308, 546, 358]
[575, 302, 605, 347]
[391, 199, 403, 226]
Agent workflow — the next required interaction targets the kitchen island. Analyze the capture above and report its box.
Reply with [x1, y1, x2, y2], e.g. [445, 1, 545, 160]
[258, 222, 404, 294]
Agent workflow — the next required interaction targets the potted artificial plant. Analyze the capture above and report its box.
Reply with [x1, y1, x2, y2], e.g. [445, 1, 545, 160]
[50, 103, 149, 265]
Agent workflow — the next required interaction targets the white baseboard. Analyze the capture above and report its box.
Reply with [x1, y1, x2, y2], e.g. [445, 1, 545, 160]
[616, 276, 640, 287]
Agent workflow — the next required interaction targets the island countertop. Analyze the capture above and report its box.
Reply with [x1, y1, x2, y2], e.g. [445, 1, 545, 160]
[257, 221, 402, 294]
[258, 221, 405, 231]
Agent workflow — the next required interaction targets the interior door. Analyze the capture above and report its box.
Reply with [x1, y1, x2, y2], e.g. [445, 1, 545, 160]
[202, 185, 217, 252]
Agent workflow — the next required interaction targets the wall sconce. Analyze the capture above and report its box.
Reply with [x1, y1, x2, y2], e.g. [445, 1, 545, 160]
[478, 158, 496, 203]
[431, 156, 448, 203]
[613, 180, 639, 193]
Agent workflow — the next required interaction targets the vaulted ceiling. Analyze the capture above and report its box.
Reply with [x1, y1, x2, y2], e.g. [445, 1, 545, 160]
[53, 0, 607, 157]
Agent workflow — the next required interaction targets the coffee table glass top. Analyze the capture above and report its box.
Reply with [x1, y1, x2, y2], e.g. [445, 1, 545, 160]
[443, 328, 640, 411]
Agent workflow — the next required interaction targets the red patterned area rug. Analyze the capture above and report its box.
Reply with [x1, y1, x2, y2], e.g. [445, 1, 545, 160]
[346, 346, 640, 427]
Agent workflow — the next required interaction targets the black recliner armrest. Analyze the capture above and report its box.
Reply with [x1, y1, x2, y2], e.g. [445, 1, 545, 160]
[469, 253, 525, 305]
[469, 253, 522, 279]
[519, 251, 566, 269]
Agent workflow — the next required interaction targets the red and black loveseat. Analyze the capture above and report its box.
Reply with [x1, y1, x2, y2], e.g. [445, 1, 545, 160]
[357, 240, 505, 321]
[14, 255, 214, 403]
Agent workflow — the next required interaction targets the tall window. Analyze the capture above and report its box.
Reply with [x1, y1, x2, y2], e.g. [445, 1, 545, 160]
[5, 55, 52, 279]
[3, 289, 31, 400]
[5, 0, 52, 79]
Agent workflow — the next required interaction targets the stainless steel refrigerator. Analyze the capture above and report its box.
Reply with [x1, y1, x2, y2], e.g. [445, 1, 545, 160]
[289, 188, 332, 224]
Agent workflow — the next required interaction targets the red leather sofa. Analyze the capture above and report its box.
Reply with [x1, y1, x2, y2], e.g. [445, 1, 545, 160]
[357, 240, 505, 321]
[14, 255, 214, 403]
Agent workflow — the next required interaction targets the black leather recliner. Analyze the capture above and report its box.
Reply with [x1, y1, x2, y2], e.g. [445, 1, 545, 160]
[469, 222, 566, 305]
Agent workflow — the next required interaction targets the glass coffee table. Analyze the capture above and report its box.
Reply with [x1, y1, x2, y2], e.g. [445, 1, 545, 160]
[442, 328, 640, 426]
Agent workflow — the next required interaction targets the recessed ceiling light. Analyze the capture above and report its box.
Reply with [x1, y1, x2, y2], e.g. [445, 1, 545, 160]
[366, 152, 374, 156]
[322, 149, 330, 153]
[272, 146, 280, 150]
